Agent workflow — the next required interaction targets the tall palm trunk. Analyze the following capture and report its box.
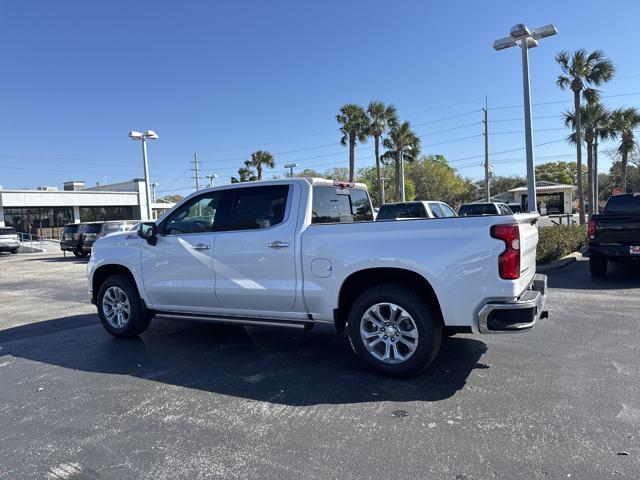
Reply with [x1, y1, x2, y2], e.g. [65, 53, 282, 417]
[586, 139, 594, 218]
[573, 90, 585, 225]
[593, 141, 599, 214]
[348, 133, 355, 182]
[374, 135, 384, 205]
[621, 147, 629, 193]
[395, 153, 401, 202]
[257, 163, 263, 181]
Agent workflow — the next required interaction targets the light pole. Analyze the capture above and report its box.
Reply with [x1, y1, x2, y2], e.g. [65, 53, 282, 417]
[129, 130, 159, 221]
[398, 146, 412, 202]
[493, 23, 557, 213]
[380, 177, 387, 205]
[206, 174, 219, 187]
[284, 163, 299, 178]
[150, 182, 159, 201]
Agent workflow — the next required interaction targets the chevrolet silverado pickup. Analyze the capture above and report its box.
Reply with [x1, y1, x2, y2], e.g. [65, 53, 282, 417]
[588, 193, 640, 277]
[87, 178, 547, 377]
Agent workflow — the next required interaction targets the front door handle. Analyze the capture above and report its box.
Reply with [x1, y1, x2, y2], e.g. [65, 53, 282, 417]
[192, 243, 211, 250]
[268, 241, 290, 249]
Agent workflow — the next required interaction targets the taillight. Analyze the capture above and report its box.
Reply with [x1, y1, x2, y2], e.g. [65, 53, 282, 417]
[588, 219, 596, 240]
[490, 224, 521, 280]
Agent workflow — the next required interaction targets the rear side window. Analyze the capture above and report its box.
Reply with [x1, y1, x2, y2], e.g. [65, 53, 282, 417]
[439, 203, 457, 217]
[429, 203, 444, 218]
[603, 194, 640, 214]
[377, 203, 426, 220]
[0, 227, 16, 235]
[312, 186, 373, 224]
[83, 224, 101, 234]
[218, 185, 289, 231]
[498, 204, 513, 215]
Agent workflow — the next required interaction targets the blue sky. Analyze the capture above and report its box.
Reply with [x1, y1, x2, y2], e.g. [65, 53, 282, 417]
[0, 0, 639, 195]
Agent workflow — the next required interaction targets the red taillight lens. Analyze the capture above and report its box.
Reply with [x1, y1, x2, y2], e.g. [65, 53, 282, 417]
[490, 224, 521, 280]
[587, 219, 596, 240]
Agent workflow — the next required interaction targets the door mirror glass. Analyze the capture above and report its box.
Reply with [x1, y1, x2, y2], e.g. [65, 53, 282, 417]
[138, 222, 158, 245]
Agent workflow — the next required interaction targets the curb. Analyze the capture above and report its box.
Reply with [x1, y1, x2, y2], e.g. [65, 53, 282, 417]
[536, 252, 581, 273]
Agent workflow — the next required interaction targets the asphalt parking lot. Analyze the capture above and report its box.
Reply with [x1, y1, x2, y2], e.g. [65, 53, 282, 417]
[1, 249, 639, 479]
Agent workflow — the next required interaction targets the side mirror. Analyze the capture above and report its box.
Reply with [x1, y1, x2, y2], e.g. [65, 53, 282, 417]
[138, 222, 158, 246]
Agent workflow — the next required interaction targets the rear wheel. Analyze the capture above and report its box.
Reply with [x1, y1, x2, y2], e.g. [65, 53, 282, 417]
[347, 285, 442, 378]
[589, 256, 607, 277]
[97, 274, 151, 338]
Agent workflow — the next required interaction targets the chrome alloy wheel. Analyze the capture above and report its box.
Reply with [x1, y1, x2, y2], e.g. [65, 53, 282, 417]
[359, 303, 419, 364]
[102, 286, 131, 329]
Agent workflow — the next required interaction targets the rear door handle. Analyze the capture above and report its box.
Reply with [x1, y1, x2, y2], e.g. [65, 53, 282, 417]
[192, 243, 211, 250]
[268, 241, 290, 248]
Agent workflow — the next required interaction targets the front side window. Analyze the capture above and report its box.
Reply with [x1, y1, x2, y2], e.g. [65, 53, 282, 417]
[217, 185, 289, 231]
[312, 186, 373, 224]
[439, 203, 457, 217]
[164, 192, 222, 235]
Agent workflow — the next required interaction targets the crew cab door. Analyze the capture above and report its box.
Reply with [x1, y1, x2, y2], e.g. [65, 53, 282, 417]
[213, 184, 297, 313]
[141, 191, 222, 311]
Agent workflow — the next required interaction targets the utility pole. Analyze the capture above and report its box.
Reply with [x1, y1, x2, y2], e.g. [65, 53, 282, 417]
[483, 97, 491, 202]
[191, 153, 201, 191]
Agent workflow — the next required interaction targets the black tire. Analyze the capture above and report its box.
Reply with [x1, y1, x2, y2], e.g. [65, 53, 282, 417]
[97, 273, 151, 338]
[589, 256, 607, 277]
[73, 250, 83, 257]
[10, 249, 18, 254]
[347, 284, 442, 378]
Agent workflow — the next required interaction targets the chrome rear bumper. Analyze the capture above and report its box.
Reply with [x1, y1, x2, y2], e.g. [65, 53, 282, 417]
[478, 274, 547, 333]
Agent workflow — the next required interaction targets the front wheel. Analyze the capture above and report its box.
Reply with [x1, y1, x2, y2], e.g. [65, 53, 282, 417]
[97, 274, 151, 338]
[589, 256, 607, 277]
[10, 248, 18, 254]
[347, 285, 442, 378]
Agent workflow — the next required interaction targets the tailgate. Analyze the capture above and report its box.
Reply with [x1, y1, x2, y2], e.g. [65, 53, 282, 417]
[594, 215, 640, 244]
[517, 214, 539, 278]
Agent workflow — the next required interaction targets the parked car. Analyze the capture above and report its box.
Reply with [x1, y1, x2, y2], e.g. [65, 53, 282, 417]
[0, 227, 20, 254]
[458, 202, 514, 216]
[376, 201, 457, 220]
[60, 223, 88, 257]
[81, 221, 137, 256]
[588, 193, 640, 277]
[88, 178, 546, 377]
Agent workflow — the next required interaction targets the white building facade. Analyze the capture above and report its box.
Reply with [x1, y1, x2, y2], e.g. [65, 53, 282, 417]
[0, 179, 174, 236]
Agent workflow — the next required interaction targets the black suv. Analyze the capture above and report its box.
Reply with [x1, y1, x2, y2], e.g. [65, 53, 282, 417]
[60, 223, 89, 257]
[80, 221, 137, 255]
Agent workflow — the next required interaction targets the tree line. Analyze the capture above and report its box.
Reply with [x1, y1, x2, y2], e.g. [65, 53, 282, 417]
[227, 49, 639, 217]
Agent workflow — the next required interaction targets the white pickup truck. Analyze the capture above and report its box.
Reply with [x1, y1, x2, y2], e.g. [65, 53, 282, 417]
[88, 178, 547, 377]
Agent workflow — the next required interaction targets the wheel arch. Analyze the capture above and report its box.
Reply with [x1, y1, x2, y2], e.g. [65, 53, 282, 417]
[335, 267, 444, 333]
[92, 264, 138, 304]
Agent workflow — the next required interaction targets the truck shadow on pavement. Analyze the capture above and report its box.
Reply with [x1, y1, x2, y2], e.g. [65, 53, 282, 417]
[547, 259, 640, 290]
[0, 314, 487, 405]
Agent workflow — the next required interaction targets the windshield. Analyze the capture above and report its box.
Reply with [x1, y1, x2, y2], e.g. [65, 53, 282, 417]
[603, 193, 640, 214]
[63, 224, 79, 234]
[377, 203, 426, 220]
[458, 204, 498, 216]
[101, 222, 127, 234]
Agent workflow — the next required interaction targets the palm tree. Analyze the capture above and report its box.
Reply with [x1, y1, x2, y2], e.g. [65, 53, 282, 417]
[245, 150, 275, 181]
[564, 103, 610, 216]
[231, 161, 258, 183]
[382, 121, 421, 201]
[611, 107, 640, 192]
[366, 101, 398, 205]
[556, 49, 615, 224]
[336, 104, 368, 182]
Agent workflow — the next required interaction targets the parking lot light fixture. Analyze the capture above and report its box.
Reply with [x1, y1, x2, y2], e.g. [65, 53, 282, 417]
[206, 174, 219, 187]
[128, 130, 159, 220]
[493, 23, 557, 213]
[284, 163, 299, 178]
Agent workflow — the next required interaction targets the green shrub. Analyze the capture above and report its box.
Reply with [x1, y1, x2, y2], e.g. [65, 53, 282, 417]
[536, 225, 587, 264]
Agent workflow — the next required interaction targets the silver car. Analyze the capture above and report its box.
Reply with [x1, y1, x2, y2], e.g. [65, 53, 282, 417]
[0, 227, 20, 254]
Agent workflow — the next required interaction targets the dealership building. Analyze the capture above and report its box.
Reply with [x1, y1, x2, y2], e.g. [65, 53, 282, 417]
[0, 179, 175, 237]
